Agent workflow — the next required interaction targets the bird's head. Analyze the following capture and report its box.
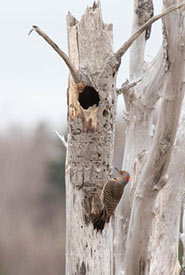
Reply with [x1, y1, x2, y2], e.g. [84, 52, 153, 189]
[115, 168, 130, 186]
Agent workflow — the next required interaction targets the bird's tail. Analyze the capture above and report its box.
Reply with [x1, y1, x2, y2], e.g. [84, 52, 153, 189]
[93, 208, 108, 232]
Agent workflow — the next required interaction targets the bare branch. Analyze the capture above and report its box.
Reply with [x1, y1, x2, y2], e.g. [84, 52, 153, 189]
[117, 78, 142, 95]
[29, 25, 81, 83]
[115, 2, 185, 60]
[55, 130, 67, 149]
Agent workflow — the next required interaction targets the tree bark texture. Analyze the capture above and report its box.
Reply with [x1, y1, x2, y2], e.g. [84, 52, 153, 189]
[65, 3, 118, 274]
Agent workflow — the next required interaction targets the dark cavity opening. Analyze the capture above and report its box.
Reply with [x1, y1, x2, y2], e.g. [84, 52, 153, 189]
[78, 86, 100, 110]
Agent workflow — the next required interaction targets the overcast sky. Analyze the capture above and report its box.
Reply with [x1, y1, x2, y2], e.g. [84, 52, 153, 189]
[0, 0, 162, 132]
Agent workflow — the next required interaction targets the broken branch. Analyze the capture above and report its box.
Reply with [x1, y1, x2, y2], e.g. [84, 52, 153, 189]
[55, 130, 67, 148]
[29, 25, 81, 83]
[117, 78, 142, 95]
[115, 2, 185, 60]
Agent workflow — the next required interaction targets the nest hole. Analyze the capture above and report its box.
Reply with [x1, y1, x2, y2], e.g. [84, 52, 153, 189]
[78, 86, 100, 110]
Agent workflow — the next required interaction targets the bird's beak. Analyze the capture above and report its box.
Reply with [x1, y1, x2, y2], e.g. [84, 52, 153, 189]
[114, 167, 120, 173]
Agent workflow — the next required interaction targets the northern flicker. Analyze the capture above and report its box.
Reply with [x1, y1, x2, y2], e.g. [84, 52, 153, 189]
[93, 170, 130, 232]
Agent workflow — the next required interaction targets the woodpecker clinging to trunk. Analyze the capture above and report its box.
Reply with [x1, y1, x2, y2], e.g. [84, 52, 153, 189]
[93, 169, 130, 232]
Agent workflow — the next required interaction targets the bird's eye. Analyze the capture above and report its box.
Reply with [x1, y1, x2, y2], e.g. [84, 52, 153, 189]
[126, 176, 130, 182]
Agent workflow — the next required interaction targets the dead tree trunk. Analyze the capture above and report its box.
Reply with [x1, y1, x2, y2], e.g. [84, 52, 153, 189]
[65, 5, 116, 274]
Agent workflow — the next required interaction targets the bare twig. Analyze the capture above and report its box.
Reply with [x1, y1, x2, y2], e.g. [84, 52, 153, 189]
[117, 78, 142, 95]
[115, 2, 185, 60]
[29, 25, 81, 83]
[55, 130, 67, 148]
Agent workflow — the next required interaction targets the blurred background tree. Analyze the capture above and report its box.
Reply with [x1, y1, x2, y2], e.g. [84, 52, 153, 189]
[0, 124, 66, 275]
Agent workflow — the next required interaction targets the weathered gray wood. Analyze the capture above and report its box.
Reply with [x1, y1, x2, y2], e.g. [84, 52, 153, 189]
[65, 3, 185, 274]
[114, 0, 185, 274]
[123, 1, 185, 274]
[114, 1, 164, 272]
[149, 127, 185, 274]
[65, 3, 116, 274]
[65, 3, 182, 273]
